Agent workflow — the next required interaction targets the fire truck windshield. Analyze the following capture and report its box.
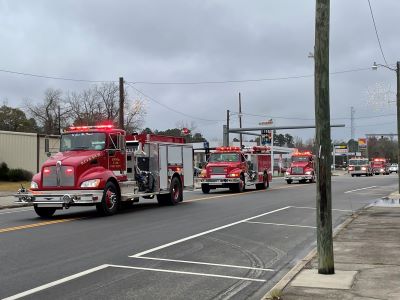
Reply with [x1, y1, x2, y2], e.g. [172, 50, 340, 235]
[292, 156, 309, 162]
[60, 132, 106, 151]
[349, 159, 369, 165]
[209, 153, 240, 163]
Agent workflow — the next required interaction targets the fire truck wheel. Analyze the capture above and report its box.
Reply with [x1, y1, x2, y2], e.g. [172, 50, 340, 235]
[34, 205, 56, 218]
[256, 174, 269, 190]
[96, 181, 119, 216]
[234, 175, 245, 193]
[157, 176, 182, 205]
[201, 184, 210, 194]
[286, 179, 292, 184]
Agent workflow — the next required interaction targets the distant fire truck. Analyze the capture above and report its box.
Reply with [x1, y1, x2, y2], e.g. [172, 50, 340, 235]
[284, 151, 315, 184]
[200, 146, 272, 193]
[15, 125, 194, 218]
[348, 157, 373, 177]
[371, 158, 390, 175]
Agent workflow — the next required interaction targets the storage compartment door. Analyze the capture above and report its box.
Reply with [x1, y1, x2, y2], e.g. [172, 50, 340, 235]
[183, 147, 194, 187]
[159, 145, 168, 190]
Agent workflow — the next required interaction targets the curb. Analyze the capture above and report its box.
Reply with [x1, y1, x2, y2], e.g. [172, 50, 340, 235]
[0, 204, 32, 210]
[262, 210, 358, 299]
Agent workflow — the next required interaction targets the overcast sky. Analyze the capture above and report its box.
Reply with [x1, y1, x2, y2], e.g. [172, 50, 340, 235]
[1, 0, 399, 142]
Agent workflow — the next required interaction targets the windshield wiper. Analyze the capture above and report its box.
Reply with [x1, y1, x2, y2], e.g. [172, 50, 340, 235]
[71, 146, 90, 150]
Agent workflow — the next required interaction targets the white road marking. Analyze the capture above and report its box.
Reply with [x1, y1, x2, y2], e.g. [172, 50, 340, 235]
[108, 264, 266, 282]
[0, 208, 32, 215]
[290, 206, 352, 212]
[344, 186, 377, 194]
[130, 206, 291, 258]
[245, 221, 316, 229]
[3, 264, 109, 300]
[135, 256, 274, 272]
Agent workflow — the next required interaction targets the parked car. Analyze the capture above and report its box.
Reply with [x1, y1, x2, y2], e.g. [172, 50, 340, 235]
[389, 163, 398, 174]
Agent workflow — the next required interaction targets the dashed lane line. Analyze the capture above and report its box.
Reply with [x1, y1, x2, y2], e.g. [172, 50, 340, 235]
[344, 186, 377, 194]
[0, 218, 84, 234]
[245, 221, 316, 229]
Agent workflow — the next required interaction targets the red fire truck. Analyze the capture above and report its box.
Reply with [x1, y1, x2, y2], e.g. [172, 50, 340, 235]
[284, 151, 315, 184]
[199, 146, 272, 193]
[371, 158, 390, 175]
[15, 125, 194, 218]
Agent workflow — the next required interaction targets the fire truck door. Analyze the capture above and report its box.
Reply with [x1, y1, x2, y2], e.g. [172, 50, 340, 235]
[159, 145, 168, 190]
[183, 147, 194, 187]
[107, 133, 126, 172]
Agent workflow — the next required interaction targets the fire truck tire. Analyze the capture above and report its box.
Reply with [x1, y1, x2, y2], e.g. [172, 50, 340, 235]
[157, 176, 182, 205]
[201, 184, 210, 194]
[256, 174, 269, 190]
[234, 175, 245, 193]
[286, 179, 292, 184]
[34, 205, 56, 218]
[96, 181, 119, 216]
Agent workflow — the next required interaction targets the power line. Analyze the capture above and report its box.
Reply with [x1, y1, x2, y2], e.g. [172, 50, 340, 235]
[0, 65, 373, 86]
[367, 0, 388, 65]
[0, 68, 115, 83]
[125, 82, 224, 122]
[238, 111, 396, 121]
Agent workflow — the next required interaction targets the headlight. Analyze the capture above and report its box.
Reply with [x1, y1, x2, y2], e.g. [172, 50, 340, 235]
[80, 179, 101, 188]
[361, 167, 367, 171]
[228, 173, 240, 178]
[380, 168, 384, 172]
[285, 171, 290, 175]
[305, 171, 312, 175]
[30, 181, 38, 189]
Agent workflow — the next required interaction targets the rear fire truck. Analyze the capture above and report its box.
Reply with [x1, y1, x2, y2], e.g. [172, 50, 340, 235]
[348, 157, 373, 177]
[199, 146, 272, 193]
[284, 151, 315, 184]
[371, 158, 390, 175]
[15, 125, 194, 218]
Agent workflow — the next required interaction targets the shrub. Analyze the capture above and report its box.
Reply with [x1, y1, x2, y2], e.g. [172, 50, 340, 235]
[0, 162, 9, 181]
[7, 168, 33, 182]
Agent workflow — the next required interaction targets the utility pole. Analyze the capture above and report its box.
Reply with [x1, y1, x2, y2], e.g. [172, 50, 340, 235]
[315, 0, 334, 274]
[239, 92, 243, 149]
[350, 106, 355, 140]
[58, 105, 61, 135]
[119, 77, 125, 130]
[397, 61, 400, 193]
[226, 109, 230, 146]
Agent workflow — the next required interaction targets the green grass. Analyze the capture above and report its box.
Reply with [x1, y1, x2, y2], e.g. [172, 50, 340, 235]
[0, 181, 30, 192]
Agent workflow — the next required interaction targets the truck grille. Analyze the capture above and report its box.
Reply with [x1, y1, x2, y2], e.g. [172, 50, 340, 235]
[355, 166, 361, 171]
[291, 167, 304, 175]
[43, 166, 74, 187]
[211, 167, 225, 174]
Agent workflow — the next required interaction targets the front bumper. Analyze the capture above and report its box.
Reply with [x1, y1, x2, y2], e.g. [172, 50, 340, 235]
[14, 189, 103, 208]
[200, 178, 240, 185]
[284, 175, 313, 181]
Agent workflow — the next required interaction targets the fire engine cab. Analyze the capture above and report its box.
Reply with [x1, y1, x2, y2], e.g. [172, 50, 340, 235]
[371, 158, 390, 175]
[15, 125, 194, 218]
[200, 146, 272, 193]
[284, 151, 315, 184]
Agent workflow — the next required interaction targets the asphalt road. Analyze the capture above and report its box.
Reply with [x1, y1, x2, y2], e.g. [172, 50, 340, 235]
[0, 174, 397, 300]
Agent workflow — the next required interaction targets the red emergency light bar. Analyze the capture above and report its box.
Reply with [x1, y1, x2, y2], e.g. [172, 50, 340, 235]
[293, 151, 313, 156]
[68, 125, 114, 131]
[252, 146, 270, 153]
[216, 146, 241, 152]
[373, 158, 386, 162]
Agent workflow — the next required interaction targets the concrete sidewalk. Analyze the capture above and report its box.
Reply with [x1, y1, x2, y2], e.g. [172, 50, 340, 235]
[0, 193, 30, 209]
[265, 192, 400, 300]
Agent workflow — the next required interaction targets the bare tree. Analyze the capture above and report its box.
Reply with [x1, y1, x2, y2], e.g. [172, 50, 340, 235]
[66, 89, 103, 126]
[94, 82, 119, 120]
[124, 97, 146, 132]
[25, 88, 69, 134]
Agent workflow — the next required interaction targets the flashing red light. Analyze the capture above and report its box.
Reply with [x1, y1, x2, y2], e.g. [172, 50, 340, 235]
[252, 146, 270, 153]
[216, 146, 241, 152]
[373, 158, 385, 162]
[68, 125, 114, 131]
[65, 167, 74, 176]
[293, 151, 313, 156]
[43, 167, 51, 176]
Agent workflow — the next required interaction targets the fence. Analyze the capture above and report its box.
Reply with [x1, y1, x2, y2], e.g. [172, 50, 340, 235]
[0, 130, 60, 174]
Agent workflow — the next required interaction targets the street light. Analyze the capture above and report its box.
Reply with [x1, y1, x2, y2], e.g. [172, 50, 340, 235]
[372, 61, 400, 193]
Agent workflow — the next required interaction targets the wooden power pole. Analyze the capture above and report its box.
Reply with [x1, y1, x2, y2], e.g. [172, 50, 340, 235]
[239, 93, 243, 149]
[119, 77, 125, 130]
[315, 0, 334, 274]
